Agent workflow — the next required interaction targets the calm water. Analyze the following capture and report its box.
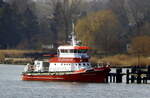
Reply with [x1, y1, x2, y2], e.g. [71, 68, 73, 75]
[0, 64, 150, 98]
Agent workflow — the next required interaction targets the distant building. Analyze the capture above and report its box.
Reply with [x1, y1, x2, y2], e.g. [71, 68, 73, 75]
[126, 43, 131, 52]
[42, 44, 54, 49]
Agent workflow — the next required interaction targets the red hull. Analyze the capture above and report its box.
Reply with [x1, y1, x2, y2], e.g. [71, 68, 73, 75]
[22, 67, 110, 83]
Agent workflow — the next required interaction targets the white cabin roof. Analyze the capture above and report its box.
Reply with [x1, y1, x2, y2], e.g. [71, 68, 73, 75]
[58, 45, 90, 50]
[58, 45, 75, 49]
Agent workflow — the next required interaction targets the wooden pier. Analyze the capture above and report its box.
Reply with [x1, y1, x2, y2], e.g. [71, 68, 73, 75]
[105, 66, 150, 84]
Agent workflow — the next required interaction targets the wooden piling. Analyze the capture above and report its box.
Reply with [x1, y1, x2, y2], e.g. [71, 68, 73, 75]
[147, 66, 150, 79]
[105, 75, 108, 83]
[131, 75, 135, 83]
[148, 66, 150, 73]
[126, 69, 129, 84]
[131, 68, 136, 83]
[110, 75, 112, 83]
[108, 67, 150, 84]
[113, 75, 116, 83]
[142, 77, 147, 84]
[116, 68, 122, 83]
[137, 70, 142, 84]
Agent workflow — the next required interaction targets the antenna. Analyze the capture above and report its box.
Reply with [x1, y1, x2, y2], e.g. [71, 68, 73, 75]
[72, 22, 75, 33]
[71, 22, 77, 46]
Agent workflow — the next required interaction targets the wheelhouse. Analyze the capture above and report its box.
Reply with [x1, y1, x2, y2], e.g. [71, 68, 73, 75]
[57, 46, 90, 58]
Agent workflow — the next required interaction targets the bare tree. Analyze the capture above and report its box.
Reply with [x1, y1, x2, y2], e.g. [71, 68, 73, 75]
[49, 0, 83, 45]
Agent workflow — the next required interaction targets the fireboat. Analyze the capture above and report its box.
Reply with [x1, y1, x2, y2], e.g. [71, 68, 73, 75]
[21, 24, 110, 83]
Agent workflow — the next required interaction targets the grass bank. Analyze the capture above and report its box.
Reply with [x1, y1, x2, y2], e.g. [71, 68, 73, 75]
[1, 50, 150, 67]
[90, 54, 150, 67]
[0, 49, 44, 56]
[0, 49, 51, 64]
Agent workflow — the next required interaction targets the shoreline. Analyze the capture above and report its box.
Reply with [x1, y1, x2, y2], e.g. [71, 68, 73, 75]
[0, 50, 150, 68]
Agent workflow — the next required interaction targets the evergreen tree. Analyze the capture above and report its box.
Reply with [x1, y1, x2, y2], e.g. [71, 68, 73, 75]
[51, 1, 65, 46]
[17, 7, 39, 49]
[0, 0, 21, 48]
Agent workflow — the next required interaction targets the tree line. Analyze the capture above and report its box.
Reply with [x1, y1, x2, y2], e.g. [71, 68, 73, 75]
[0, 0, 150, 56]
[75, 0, 150, 55]
[0, 0, 83, 49]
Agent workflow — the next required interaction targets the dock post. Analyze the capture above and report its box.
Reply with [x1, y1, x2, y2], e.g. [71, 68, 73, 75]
[116, 68, 122, 83]
[148, 66, 150, 72]
[147, 66, 150, 79]
[137, 70, 142, 84]
[143, 77, 147, 84]
[113, 75, 116, 83]
[105, 75, 108, 83]
[131, 68, 136, 83]
[131, 75, 135, 83]
[110, 75, 112, 83]
[126, 69, 129, 84]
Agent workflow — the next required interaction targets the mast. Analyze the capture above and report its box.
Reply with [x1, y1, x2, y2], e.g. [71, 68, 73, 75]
[71, 23, 77, 46]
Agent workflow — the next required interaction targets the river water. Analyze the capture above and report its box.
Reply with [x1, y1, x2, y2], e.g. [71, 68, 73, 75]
[0, 64, 150, 98]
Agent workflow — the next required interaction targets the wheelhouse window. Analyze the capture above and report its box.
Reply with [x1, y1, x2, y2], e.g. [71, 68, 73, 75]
[60, 49, 88, 53]
[60, 49, 69, 53]
[70, 49, 88, 53]
[70, 49, 74, 53]
[60, 49, 65, 53]
[78, 49, 88, 53]
[64, 50, 68, 53]
[74, 49, 78, 53]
